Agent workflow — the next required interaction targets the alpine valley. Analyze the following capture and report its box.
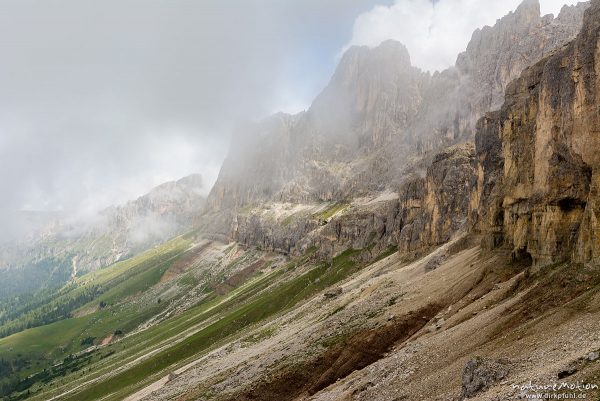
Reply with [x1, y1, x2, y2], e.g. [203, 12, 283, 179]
[2, 1, 600, 400]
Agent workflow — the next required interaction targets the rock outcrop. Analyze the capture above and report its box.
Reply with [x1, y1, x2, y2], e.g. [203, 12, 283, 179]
[206, 0, 600, 270]
[474, 0, 600, 266]
[398, 144, 477, 253]
[461, 357, 510, 399]
[300, 197, 402, 260]
[230, 143, 477, 262]
[231, 199, 401, 260]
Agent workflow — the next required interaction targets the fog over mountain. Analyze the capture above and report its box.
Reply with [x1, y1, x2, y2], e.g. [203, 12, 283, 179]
[3, 1, 600, 400]
[0, 0, 388, 241]
[0, 0, 579, 242]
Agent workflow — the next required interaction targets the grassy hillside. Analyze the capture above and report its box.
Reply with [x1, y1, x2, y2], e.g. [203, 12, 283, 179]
[0, 236, 194, 399]
[0, 233, 370, 401]
[57, 248, 362, 401]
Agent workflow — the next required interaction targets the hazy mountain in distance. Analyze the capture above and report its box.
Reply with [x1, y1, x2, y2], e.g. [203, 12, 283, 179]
[0, 174, 205, 299]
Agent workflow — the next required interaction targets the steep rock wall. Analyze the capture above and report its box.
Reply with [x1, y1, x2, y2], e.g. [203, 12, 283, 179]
[398, 144, 477, 252]
[474, 0, 600, 265]
[207, 1, 588, 215]
[230, 144, 476, 262]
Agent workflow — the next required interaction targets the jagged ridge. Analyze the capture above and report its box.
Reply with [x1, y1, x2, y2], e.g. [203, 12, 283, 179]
[207, 0, 589, 218]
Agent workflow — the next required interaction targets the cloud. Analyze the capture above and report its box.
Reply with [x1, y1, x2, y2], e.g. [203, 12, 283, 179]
[0, 0, 384, 241]
[0, 0, 577, 243]
[343, 0, 582, 72]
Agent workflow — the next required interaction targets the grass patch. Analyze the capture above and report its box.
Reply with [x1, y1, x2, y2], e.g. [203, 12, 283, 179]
[315, 203, 348, 221]
[241, 326, 277, 346]
[281, 214, 296, 226]
[319, 332, 351, 349]
[328, 304, 347, 317]
[0, 237, 192, 399]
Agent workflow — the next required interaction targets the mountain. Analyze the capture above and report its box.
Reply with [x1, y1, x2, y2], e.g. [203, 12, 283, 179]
[0, 174, 205, 299]
[4, 1, 600, 401]
[207, 0, 589, 216]
[202, 0, 589, 263]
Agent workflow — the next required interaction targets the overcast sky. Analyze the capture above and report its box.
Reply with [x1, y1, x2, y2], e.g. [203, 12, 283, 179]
[0, 0, 582, 239]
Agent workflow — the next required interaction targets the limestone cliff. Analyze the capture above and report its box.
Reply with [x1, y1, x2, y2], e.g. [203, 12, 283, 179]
[398, 144, 477, 253]
[474, 0, 600, 265]
[207, 0, 588, 218]
[230, 143, 476, 262]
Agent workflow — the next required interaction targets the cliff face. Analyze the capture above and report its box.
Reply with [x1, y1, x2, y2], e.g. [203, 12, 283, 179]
[475, 0, 600, 265]
[309, 40, 428, 153]
[204, 0, 594, 266]
[414, 0, 590, 150]
[207, 114, 301, 211]
[207, 0, 588, 221]
[398, 144, 477, 253]
[231, 199, 400, 260]
[230, 142, 476, 262]
[208, 41, 429, 211]
[456, 0, 589, 110]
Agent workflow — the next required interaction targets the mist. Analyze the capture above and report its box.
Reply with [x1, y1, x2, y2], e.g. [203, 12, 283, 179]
[0, 0, 387, 242]
[0, 0, 580, 243]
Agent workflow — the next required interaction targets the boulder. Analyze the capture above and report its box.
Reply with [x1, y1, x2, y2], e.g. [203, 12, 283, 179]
[461, 357, 510, 399]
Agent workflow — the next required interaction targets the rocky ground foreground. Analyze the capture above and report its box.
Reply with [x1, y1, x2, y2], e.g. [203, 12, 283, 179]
[124, 235, 600, 401]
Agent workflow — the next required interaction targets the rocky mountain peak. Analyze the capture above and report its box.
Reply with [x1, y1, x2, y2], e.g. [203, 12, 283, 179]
[555, 2, 589, 20]
[142, 173, 204, 204]
[312, 39, 419, 114]
[458, 1, 527, 72]
[0, 173, 207, 298]
[206, 1, 589, 220]
[330, 40, 413, 86]
[514, 0, 541, 19]
[309, 39, 426, 151]
[462, 0, 540, 61]
[454, 0, 589, 117]
[174, 173, 203, 189]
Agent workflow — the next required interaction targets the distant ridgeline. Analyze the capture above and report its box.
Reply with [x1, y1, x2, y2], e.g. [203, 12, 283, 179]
[0, 174, 204, 300]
